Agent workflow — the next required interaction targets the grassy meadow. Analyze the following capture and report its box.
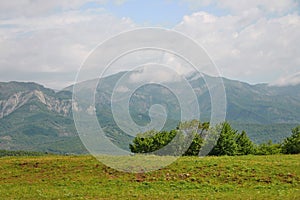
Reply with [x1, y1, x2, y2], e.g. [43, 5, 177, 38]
[0, 154, 299, 199]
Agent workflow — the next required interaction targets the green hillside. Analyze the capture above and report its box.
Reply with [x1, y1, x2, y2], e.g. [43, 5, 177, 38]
[0, 155, 299, 199]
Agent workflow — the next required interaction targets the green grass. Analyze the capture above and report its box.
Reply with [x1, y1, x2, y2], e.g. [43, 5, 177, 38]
[0, 155, 299, 199]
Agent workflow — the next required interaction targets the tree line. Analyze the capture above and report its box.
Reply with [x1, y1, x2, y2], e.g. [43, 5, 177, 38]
[129, 120, 300, 156]
[0, 150, 47, 157]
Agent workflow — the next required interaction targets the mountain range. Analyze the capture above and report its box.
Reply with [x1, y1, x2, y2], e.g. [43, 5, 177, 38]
[0, 71, 299, 154]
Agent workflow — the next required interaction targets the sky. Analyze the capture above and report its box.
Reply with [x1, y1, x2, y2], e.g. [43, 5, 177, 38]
[0, 0, 300, 89]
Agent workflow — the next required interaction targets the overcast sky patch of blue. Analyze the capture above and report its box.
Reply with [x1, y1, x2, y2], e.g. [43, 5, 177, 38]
[80, 0, 228, 27]
[0, 24, 17, 29]
[105, 0, 191, 27]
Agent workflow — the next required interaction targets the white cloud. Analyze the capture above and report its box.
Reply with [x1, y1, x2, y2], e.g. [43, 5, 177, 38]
[184, 0, 299, 15]
[218, 0, 298, 15]
[0, 6, 135, 89]
[175, 9, 300, 84]
[271, 72, 300, 86]
[115, 85, 130, 93]
[128, 65, 182, 84]
[0, 0, 299, 89]
[0, 0, 128, 18]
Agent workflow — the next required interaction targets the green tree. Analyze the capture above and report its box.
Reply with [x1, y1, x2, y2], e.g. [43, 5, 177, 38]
[236, 131, 255, 155]
[255, 140, 281, 155]
[176, 120, 208, 156]
[130, 120, 209, 156]
[198, 125, 220, 156]
[177, 120, 210, 136]
[183, 132, 204, 156]
[129, 130, 157, 153]
[129, 130, 178, 154]
[209, 122, 238, 156]
[282, 126, 300, 154]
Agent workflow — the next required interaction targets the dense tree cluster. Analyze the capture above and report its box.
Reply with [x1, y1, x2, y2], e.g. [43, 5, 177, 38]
[208, 122, 255, 156]
[130, 120, 208, 156]
[281, 126, 300, 154]
[130, 120, 300, 156]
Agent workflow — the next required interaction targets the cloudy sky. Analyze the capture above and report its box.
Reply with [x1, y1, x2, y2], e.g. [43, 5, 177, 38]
[0, 0, 300, 89]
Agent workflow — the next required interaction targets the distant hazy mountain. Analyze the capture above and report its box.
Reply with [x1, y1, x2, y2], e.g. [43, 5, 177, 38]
[0, 71, 299, 153]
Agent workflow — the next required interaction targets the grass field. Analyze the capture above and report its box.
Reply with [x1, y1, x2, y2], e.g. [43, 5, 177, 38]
[0, 154, 299, 199]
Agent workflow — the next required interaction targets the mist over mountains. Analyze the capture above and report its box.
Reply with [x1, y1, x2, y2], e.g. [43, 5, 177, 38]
[0, 71, 299, 154]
